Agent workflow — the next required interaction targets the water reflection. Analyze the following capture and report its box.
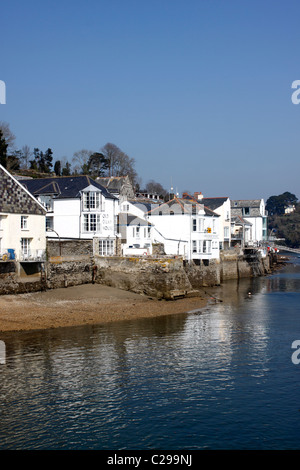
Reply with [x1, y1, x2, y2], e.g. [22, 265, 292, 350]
[1, 257, 300, 449]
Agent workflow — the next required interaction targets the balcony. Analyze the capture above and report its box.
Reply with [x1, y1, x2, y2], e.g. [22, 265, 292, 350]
[19, 249, 46, 262]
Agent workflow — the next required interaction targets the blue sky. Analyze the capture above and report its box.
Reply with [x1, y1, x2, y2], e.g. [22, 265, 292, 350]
[1, 0, 300, 200]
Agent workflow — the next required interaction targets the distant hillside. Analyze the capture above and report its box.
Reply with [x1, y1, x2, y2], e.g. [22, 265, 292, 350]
[268, 204, 300, 248]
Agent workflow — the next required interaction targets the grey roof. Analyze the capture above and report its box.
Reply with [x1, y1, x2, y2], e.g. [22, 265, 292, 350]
[231, 215, 252, 226]
[96, 176, 132, 193]
[21, 175, 116, 200]
[201, 197, 229, 210]
[231, 199, 262, 208]
[119, 213, 152, 226]
[147, 196, 220, 217]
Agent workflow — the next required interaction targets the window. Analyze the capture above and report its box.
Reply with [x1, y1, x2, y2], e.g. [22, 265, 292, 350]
[199, 218, 204, 232]
[244, 207, 250, 215]
[21, 238, 30, 256]
[192, 240, 197, 253]
[224, 226, 229, 239]
[21, 216, 28, 230]
[136, 226, 140, 238]
[212, 219, 216, 233]
[83, 191, 102, 211]
[83, 214, 100, 232]
[46, 217, 54, 231]
[192, 219, 197, 232]
[99, 239, 114, 256]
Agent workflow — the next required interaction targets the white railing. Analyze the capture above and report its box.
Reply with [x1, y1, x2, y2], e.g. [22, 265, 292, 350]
[19, 249, 46, 262]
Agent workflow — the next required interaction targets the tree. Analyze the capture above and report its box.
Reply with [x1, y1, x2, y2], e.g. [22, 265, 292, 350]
[20, 145, 32, 169]
[0, 129, 8, 167]
[72, 149, 93, 174]
[266, 192, 298, 216]
[44, 148, 53, 172]
[29, 147, 54, 173]
[100, 142, 138, 186]
[0, 122, 15, 154]
[54, 160, 61, 176]
[87, 152, 108, 177]
[145, 180, 167, 198]
[62, 161, 71, 176]
[7, 150, 21, 171]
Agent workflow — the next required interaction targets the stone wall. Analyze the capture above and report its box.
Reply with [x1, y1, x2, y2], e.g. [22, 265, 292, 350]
[0, 239, 273, 297]
[94, 256, 194, 299]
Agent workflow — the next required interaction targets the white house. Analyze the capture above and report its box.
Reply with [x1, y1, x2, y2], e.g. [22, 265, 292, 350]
[22, 175, 119, 256]
[146, 196, 220, 262]
[183, 192, 231, 249]
[0, 164, 46, 263]
[118, 199, 154, 255]
[231, 199, 268, 244]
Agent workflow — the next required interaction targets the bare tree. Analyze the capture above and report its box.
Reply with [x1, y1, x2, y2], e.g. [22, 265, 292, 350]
[72, 149, 93, 174]
[0, 121, 16, 153]
[20, 145, 32, 169]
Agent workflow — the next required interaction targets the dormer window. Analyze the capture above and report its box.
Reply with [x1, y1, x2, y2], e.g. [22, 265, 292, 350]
[82, 191, 104, 211]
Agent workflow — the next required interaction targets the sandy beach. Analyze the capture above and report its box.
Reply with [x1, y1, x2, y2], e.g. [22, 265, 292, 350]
[0, 284, 209, 332]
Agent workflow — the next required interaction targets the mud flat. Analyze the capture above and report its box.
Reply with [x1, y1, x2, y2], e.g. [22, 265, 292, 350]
[0, 283, 207, 332]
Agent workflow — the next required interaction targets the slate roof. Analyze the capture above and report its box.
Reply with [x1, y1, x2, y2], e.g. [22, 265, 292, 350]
[231, 199, 262, 208]
[147, 196, 220, 217]
[231, 215, 252, 226]
[21, 175, 116, 200]
[201, 197, 229, 210]
[119, 213, 152, 226]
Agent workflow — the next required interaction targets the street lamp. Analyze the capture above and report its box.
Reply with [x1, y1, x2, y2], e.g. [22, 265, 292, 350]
[46, 228, 62, 256]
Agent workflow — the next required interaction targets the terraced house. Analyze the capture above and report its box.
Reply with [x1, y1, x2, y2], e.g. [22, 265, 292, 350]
[21, 175, 119, 256]
[0, 164, 46, 279]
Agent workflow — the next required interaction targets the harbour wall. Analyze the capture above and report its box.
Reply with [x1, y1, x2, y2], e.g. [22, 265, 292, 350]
[0, 240, 273, 297]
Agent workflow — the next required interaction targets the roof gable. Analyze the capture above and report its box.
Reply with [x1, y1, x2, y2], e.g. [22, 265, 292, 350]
[0, 165, 46, 215]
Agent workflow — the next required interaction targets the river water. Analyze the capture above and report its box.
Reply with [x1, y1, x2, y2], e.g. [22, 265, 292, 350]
[1, 255, 300, 450]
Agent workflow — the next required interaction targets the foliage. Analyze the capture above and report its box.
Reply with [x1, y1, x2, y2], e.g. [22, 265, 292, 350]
[268, 204, 300, 248]
[30, 148, 53, 173]
[0, 129, 8, 167]
[266, 192, 298, 216]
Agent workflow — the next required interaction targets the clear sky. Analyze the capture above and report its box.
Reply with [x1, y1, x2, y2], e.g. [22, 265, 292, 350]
[1, 0, 300, 201]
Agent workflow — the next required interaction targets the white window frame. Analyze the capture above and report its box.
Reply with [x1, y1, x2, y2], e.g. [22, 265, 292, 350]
[99, 239, 114, 256]
[83, 191, 103, 211]
[21, 238, 30, 256]
[21, 216, 28, 230]
[83, 214, 101, 232]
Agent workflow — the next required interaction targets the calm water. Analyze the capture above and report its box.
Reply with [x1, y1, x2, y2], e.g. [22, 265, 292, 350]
[1, 255, 300, 450]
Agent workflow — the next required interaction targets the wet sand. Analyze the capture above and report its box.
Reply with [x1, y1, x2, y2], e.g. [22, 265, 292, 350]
[0, 284, 208, 332]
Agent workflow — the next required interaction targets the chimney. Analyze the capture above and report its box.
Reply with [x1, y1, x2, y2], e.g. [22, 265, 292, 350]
[194, 192, 203, 201]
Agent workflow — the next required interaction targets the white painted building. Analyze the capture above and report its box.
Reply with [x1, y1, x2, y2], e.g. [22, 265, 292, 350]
[119, 199, 154, 255]
[0, 165, 46, 262]
[184, 192, 231, 249]
[22, 175, 119, 256]
[147, 197, 220, 262]
[231, 199, 268, 244]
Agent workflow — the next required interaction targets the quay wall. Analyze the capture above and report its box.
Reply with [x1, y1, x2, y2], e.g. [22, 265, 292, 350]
[0, 239, 273, 297]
